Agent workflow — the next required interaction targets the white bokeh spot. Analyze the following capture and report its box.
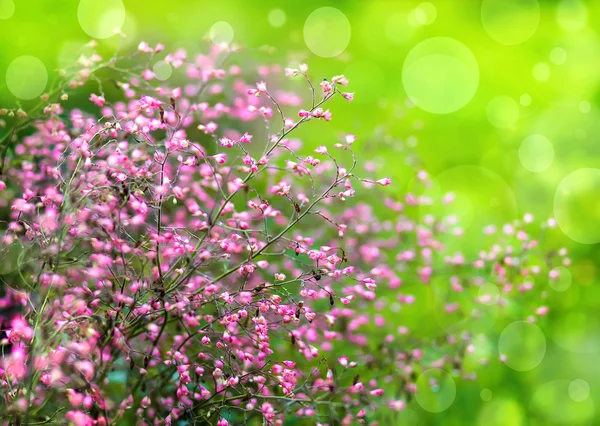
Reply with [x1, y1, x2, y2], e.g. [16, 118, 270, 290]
[520, 93, 532, 106]
[268, 9, 286, 27]
[210, 21, 234, 45]
[550, 47, 567, 65]
[569, 379, 590, 402]
[0, 0, 15, 20]
[486, 96, 519, 128]
[533, 62, 551, 82]
[303, 7, 351, 58]
[480, 388, 493, 401]
[78, 0, 125, 39]
[549, 266, 571, 292]
[414, 2, 437, 26]
[402, 37, 479, 114]
[498, 321, 546, 371]
[554, 168, 600, 244]
[478, 283, 500, 305]
[153, 60, 173, 81]
[519, 134, 554, 172]
[579, 101, 591, 113]
[6, 56, 48, 100]
[415, 368, 456, 413]
[481, 0, 540, 45]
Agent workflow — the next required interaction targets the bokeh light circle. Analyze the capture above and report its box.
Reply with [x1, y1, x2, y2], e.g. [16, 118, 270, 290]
[415, 368, 456, 413]
[78, 0, 125, 39]
[480, 388, 493, 401]
[478, 283, 500, 305]
[554, 168, 600, 244]
[210, 21, 234, 45]
[556, 0, 588, 32]
[569, 379, 590, 402]
[498, 321, 546, 371]
[486, 96, 519, 128]
[549, 266, 572, 292]
[153, 60, 172, 81]
[520, 93, 532, 106]
[481, 0, 540, 45]
[414, 2, 437, 25]
[268, 9, 286, 27]
[519, 134, 554, 172]
[533, 63, 551, 81]
[303, 7, 351, 58]
[402, 37, 479, 114]
[6, 56, 48, 100]
[579, 101, 591, 113]
[530, 380, 594, 425]
[0, 0, 15, 20]
[550, 47, 567, 65]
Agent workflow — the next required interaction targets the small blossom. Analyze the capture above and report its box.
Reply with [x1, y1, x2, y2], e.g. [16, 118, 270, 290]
[89, 93, 105, 107]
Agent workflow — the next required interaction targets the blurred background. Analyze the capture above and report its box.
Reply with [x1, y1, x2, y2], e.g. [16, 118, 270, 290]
[1, 0, 600, 424]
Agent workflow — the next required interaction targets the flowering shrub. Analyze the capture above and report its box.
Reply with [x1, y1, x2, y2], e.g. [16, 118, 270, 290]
[0, 41, 568, 425]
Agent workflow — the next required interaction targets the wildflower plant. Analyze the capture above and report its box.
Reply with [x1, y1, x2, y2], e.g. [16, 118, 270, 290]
[0, 40, 568, 426]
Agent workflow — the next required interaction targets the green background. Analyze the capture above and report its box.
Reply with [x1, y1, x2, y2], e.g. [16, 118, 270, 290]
[1, 0, 600, 425]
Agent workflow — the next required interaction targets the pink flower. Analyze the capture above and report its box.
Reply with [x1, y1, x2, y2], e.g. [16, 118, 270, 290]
[256, 81, 267, 92]
[213, 153, 227, 164]
[141, 396, 151, 408]
[65, 411, 94, 426]
[219, 137, 235, 148]
[7, 316, 33, 343]
[139, 95, 162, 110]
[201, 121, 218, 134]
[376, 177, 392, 186]
[248, 81, 267, 96]
[239, 132, 253, 143]
[0, 39, 566, 426]
[138, 41, 153, 53]
[332, 74, 349, 85]
[320, 81, 333, 93]
[341, 92, 354, 102]
[536, 306, 549, 316]
[142, 69, 155, 80]
[89, 93, 105, 107]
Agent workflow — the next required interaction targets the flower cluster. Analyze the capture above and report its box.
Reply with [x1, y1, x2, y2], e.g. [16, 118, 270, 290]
[0, 41, 567, 425]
